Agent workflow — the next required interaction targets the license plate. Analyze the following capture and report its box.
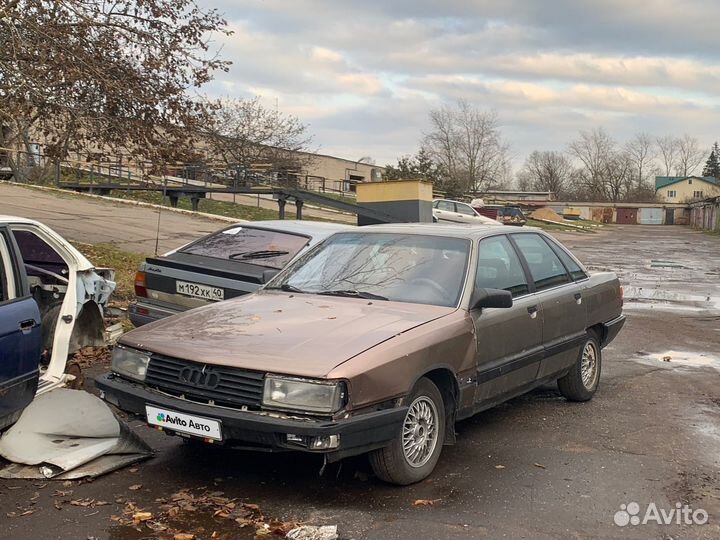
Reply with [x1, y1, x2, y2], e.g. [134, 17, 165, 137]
[176, 281, 224, 301]
[146, 405, 222, 441]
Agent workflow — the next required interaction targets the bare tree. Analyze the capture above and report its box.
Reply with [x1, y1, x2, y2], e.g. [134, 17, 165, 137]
[602, 151, 634, 202]
[423, 100, 510, 194]
[625, 133, 656, 189]
[206, 97, 313, 185]
[656, 136, 679, 176]
[0, 0, 230, 181]
[568, 128, 616, 199]
[521, 150, 572, 196]
[675, 134, 705, 177]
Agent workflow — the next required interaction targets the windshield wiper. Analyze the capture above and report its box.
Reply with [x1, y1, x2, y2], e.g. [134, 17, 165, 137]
[229, 250, 289, 260]
[318, 289, 388, 301]
[269, 283, 306, 293]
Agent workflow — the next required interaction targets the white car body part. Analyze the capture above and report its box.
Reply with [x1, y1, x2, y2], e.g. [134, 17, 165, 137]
[1, 216, 116, 394]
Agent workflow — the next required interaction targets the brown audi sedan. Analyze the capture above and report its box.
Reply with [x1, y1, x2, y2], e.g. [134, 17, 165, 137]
[97, 224, 625, 485]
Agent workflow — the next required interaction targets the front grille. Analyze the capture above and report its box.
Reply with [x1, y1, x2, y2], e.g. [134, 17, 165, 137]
[145, 355, 265, 409]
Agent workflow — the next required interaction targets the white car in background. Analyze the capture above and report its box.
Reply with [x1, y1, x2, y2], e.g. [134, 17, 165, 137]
[432, 199, 503, 226]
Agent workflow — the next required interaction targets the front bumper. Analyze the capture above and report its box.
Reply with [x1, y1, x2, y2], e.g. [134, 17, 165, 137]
[95, 374, 406, 462]
[129, 300, 182, 327]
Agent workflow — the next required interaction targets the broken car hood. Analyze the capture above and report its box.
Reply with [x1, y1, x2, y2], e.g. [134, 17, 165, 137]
[121, 291, 455, 378]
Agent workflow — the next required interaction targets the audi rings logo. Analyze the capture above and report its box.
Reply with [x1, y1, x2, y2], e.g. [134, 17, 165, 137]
[179, 365, 221, 389]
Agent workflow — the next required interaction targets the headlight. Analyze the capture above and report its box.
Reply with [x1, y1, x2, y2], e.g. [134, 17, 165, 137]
[263, 375, 346, 414]
[111, 345, 150, 381]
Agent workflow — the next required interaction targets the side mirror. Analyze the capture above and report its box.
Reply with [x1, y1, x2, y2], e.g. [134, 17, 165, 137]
[471, 288, 513, 310]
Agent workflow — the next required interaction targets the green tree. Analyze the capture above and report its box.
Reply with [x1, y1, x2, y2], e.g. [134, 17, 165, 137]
[384, 149, 444, 183]
[702, 142, 720, 179]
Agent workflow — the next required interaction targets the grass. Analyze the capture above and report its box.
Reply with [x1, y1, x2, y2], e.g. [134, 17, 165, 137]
[526, 218, 595, 233]
[72, 241, 147, 304]
[107, 189, 350, 224]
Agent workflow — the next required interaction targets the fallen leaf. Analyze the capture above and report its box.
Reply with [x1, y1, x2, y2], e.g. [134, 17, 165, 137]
[20, 510, 34, 517]
[663, 355, 672, 362]
[128, 484, 142, 491]
[30, 491, 40, 502]
[52, 490, 73, 497]
[129, 468, 138, 473]
[71, 498, 96, 507]
[133, 511, 152, 522]
[62, 481, 73, 487]
[495, 465, 505, 469]
[174, 533, 195, 540]
[327, 316, 336, 319]
[413, 499, 441, 507]
[54, 501, 63, 510]
[534, 463, 546, 469]
[95, 500, 110, 506]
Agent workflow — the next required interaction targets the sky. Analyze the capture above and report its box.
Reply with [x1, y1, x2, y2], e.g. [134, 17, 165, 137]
[204, 0, 720, 169]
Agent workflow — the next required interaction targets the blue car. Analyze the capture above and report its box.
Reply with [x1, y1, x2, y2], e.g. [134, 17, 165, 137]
[0, 223, 41, 430]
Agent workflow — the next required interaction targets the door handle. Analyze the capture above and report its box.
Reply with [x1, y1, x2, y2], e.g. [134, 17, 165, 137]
[574, 292, 582, 304]
[527, 306, 538, 319]
[19, 319, 36, 333]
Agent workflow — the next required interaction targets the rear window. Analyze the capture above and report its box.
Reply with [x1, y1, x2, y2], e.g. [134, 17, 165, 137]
[180, 226, 310, 269]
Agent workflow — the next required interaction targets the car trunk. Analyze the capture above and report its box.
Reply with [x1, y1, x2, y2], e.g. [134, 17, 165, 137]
[140, 253, 281, 311]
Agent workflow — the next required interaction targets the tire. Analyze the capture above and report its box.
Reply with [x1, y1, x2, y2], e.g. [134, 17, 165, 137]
[369, 378, 445, 485]
[557, 331, 602, 402]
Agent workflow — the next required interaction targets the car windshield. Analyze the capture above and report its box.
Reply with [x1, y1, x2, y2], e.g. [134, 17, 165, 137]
[273, 232, 471, 307]
[180, 226, 310, 269]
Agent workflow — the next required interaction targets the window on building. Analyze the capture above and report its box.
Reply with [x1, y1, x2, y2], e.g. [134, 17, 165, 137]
[688, 179, 693, 184]
[693, 191, 704, 198]
[667, 190, 677, 198]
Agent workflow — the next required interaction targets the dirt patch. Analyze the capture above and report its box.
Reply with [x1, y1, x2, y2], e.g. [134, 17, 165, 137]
[529, 207, 565, 222]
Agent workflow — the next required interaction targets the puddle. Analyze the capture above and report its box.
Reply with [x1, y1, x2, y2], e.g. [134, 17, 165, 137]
[623, 286, 720, 313]
[634, 350, 720, 370]
[648, 259, 693, 270]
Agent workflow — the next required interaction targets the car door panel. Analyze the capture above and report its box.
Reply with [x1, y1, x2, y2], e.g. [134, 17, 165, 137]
[470, 234, 542, 404]
[534, 285, 587, 378]
[473, 296, 543, 401]
[0, 229, 41, 429]
[509, 233, 587, 379]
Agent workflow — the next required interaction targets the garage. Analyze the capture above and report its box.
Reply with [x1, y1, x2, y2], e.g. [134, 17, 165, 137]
[616, 207, 638, 224]
[639, 207, 663, 224]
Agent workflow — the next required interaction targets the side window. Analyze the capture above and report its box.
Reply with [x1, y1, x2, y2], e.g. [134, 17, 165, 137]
[456, 203, 475, 216]
[543, 237, 587, 281]
[436, 200, 455, 211]
[475, 235, 529, 298]
[512, 234, 571, 291]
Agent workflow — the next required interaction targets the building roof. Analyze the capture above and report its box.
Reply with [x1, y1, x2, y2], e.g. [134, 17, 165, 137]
[655, 175, 719, 190]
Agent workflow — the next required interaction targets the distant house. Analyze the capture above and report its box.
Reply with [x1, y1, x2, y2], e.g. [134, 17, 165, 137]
[655, 176, 720, 202]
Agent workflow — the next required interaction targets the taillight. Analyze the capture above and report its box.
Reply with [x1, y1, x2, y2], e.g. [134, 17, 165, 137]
[134, 271, 148, 298]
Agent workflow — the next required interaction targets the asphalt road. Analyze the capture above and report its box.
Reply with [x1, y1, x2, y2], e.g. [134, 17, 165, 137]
[0, 210, 718, 539]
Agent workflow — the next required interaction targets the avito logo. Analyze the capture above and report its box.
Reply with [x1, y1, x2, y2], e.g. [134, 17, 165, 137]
[156, 412, 188, 427]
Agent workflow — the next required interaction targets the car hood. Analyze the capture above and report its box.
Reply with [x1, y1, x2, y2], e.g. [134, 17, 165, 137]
[121, 291, 456, 378]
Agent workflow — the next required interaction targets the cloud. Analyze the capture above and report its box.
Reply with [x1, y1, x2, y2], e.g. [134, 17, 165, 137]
[201, 1, 720, 166]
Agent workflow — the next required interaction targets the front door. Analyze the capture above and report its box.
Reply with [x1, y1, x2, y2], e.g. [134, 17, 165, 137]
[666, 209, 675, 225]
[0, 228, 41, 429]
[471, 235, 543, 403]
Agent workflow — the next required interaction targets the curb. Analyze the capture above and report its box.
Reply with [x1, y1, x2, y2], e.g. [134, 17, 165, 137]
[2, 181, 246, 224]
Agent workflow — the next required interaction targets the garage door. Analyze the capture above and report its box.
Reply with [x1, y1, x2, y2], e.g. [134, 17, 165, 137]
[639, 208, 662, 225]
[616, 208, 639, 224]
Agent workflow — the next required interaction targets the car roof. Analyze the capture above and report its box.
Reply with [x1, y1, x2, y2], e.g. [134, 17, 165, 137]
[0, 215, 47, 226]
[359, 222, 530, 239]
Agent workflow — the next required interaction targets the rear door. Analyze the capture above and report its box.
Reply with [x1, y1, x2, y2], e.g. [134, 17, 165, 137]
[471, 234, 543, 403]
[0, 227, 41, 428]
[509, 233, 587, 379]
[433, 200, 458, 222]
